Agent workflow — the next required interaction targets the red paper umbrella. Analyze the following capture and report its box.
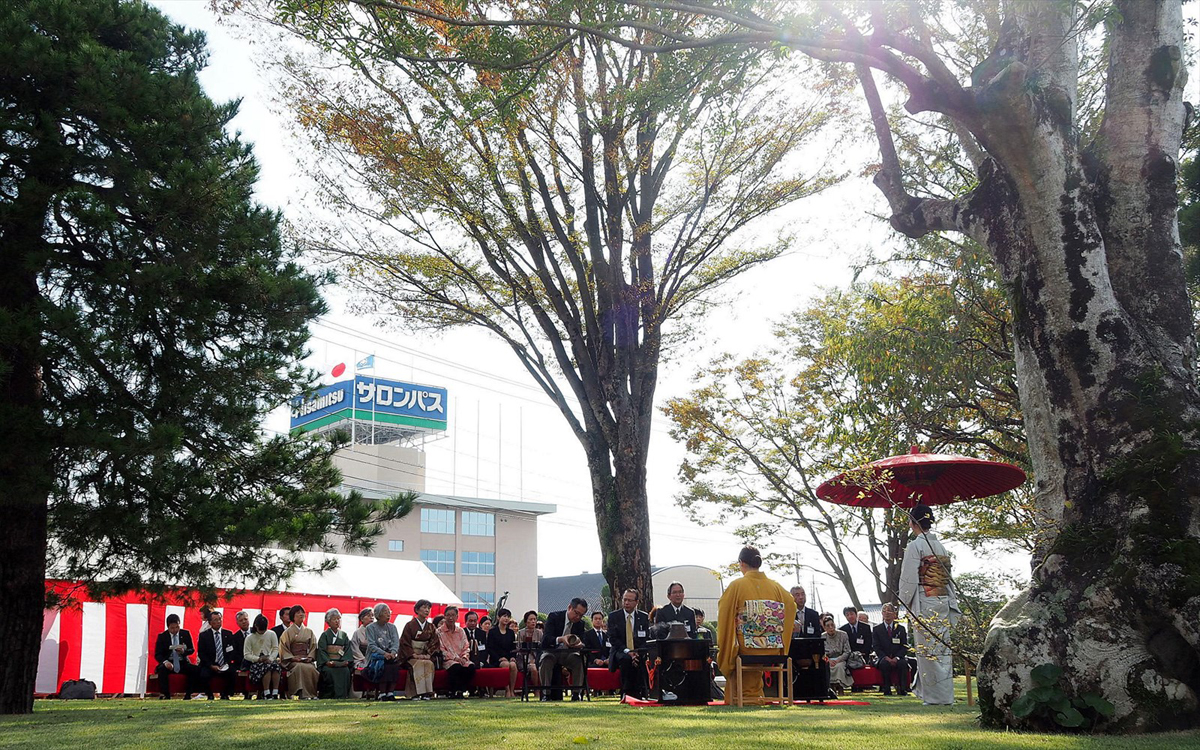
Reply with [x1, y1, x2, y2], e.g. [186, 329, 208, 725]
[816, 446, 1026, 508]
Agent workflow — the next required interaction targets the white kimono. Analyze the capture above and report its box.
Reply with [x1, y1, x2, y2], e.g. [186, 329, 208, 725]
[899, 530, 961, 705]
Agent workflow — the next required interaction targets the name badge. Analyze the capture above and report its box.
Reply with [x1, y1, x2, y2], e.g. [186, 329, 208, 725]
[478, 644, 486, 651]
[892, 637, 901, 645]
[637, 630, 646, 638]
[856, 637, 864, 644]
[806, 626, 814, 634]
[225, 645, 234, 652]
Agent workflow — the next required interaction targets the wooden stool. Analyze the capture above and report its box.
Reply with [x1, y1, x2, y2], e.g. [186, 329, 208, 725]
[734, 654, 793, 707]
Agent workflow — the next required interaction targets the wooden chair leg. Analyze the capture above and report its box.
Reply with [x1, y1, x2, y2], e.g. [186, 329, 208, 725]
[966, 658, 974, 707]
[783, 658, 792, 707]
[735, 657, 743, 708]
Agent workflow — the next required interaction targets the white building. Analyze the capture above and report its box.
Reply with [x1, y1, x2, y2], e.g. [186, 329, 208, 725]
[292, 376, 555, 611]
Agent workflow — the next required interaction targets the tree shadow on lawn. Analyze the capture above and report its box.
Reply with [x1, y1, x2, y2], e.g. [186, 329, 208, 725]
[2, 698, 1199, 750]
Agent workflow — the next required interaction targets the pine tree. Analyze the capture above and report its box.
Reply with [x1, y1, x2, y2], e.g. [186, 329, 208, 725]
[0, 0, 407, 713]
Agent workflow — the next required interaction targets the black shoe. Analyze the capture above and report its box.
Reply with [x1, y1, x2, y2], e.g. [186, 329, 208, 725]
[159, 695, 170, 700]
[881, 691, 893, 696]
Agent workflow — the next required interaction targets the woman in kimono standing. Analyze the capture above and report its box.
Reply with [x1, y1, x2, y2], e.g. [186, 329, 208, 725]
[716, 546, 797, 704]
[280, 605, 320, 699]
[399, 598, 440, 699]
[317, 609, 353, 699]
[899, 504, 961, 705]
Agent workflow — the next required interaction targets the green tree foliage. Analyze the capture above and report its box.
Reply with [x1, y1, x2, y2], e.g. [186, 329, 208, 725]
[1182, 119, 1199, 291]
[236, 0, 844, 605]
[0, 0, 410, 713]
[951, 570, 1023, 668]
[664, 236, 1035, 608]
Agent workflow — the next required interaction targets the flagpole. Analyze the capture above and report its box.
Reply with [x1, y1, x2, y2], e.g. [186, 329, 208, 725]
[351, 348, 357, 447]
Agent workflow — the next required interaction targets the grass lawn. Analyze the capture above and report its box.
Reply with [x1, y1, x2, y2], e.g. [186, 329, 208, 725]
[4, 680, 1199, 749]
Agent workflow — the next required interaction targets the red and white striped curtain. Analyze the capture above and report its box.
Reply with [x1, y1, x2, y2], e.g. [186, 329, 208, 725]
[36, 582, 479, 696]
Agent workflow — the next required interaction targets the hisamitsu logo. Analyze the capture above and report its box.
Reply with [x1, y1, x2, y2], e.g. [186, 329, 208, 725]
[291, 387, 346, 420]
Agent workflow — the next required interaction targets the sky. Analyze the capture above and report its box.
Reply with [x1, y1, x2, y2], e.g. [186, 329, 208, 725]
[150, 0, 1039, 613]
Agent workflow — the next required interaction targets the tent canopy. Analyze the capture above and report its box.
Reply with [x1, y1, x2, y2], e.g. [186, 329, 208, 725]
[275, 550, 462, 605]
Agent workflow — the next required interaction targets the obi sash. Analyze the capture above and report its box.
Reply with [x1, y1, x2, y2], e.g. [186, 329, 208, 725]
[918, 554, 952, 597]
[738, 599, 786, 649]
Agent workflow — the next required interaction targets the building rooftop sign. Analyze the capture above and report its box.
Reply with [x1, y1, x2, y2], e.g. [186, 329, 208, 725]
[290, 375, 449, 440]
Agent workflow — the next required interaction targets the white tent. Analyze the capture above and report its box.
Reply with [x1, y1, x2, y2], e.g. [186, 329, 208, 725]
[38, 551, 463, 696]
[271, 550, 462, 604]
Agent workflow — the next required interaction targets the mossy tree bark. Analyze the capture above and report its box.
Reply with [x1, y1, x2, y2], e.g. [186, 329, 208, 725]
[849, 1, 1199, 731]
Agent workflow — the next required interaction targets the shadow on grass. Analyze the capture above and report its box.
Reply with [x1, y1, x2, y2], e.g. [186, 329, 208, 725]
[2, 696, 1198, 750]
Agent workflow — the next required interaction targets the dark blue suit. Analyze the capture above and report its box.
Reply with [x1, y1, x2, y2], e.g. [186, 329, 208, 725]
[872, 621, 910, 694]
[607, 608, 650, 697]
[197, 627, 237, 698]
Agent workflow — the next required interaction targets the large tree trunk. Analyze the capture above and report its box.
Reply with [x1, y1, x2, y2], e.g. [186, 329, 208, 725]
[971, 0, 1200, 731]
[586, 430, 654, 609]
[0, 200, 52, 714]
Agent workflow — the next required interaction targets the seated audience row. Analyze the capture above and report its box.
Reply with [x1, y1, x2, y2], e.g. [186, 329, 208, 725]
[154, 583, 712, 702]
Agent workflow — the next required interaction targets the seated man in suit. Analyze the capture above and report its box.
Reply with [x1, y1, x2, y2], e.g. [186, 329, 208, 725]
[790, 586, 822, 638]
[229, 610, 252, 697]
[607, 588, 650, 699]
[539, 597, 588, 700]
[271, 607, 291, 639]
[654, 581, 696, 637]
[873, 603, 910, 696]
[840, 607, 874, 692]
[583, 611, 610, 667]
[197, 610, 237, 699]
[154, 614, 198, 699]
[693, 609, 714, 642]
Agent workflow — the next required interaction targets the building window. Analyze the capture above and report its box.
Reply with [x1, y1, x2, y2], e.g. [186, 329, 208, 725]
[461, 551, 495, 576]
[461, 591, 494, 608]
[387, 540, 404, 552]
[421, 549, 455, 575]
[420, 508, 455, 534]
[461, 511, 495, 537]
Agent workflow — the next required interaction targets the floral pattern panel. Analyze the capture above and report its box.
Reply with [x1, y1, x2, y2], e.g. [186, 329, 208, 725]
[738, 599, 786, 649]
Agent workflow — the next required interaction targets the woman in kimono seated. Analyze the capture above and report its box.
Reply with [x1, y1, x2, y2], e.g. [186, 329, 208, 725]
[716, 546, 797, 704]
[280, 605, 320, 699]
[399, 599, 440, 700]
[820, 614, 854, 693]
[317, 609, 353, 699]
[899, 503, 961, 705]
